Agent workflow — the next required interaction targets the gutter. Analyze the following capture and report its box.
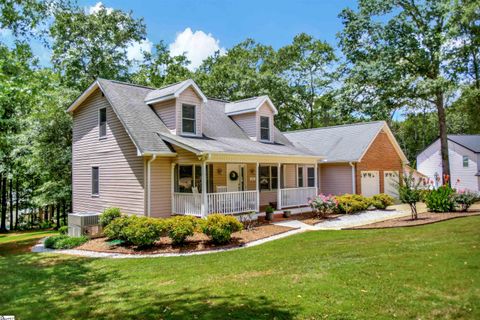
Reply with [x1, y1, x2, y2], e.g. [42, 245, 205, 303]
[349, 162, 356, 194]
[147, 155, 157, 217]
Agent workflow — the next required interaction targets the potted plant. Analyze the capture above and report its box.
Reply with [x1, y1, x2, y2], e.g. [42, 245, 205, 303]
[283, 210, 291, 218]
[265, 206, 275, 221]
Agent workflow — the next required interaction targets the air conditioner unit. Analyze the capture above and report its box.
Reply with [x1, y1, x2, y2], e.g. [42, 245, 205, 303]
[68, 212, 102, 238]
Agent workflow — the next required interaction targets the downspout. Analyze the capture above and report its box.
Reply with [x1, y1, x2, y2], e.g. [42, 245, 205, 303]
[349, 162, 356, 194]
[147, 155, 157, 217]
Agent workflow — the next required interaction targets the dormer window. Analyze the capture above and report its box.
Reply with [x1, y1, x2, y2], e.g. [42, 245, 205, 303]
[182, 104, 196, 135]
[260, 116, 270, 141]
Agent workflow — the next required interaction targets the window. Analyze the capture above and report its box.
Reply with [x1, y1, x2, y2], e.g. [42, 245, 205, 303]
[182, 104, 196, 134]
[297, 167, 304, 187]
[99, 108, 107, 138]
[176, 164, 203, 192]
[307, 167, 315, 187]
[463, 156, 469, 167]
[260, 116, 270, 141]
[259, 165, 278, 191]
[92, 167, 99, 196]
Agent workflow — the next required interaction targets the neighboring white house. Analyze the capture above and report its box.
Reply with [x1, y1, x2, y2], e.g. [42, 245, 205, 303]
[417, 135, 480, 191]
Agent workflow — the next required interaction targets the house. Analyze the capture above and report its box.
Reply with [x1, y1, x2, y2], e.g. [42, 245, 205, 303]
[68, 78, 322, 218]
[284, 122, 408, 198]
[417, 135, 480, 191]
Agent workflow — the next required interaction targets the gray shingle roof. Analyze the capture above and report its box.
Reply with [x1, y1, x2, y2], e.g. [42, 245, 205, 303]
[144, 80, 189, 103]
[283, 121, 386, 162]
[96, 79, 316, 157]
[224, 96, 277, 115]
[448, 135, 480, 153]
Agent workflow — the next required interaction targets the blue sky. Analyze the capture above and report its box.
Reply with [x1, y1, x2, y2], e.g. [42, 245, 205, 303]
[1, 1, 359, 67]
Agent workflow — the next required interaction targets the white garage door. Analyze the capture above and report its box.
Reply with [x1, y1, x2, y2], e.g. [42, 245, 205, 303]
[384, 171, 399, 198]
[361, 171, 379, 197]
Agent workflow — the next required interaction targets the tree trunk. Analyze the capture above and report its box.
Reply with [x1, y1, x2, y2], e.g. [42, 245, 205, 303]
[44, 205, 48, 221]
[56, 203, 60, 229]
[9, 179, 13, 230]
[436, 92, 450, 185]
[50, 204, 54, 223]
[15, 179, 19, 230]
[62, 201, 67, 225]
[0, 174, 7, 232]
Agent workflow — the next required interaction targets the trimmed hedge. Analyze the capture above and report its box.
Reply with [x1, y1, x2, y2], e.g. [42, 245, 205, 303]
[45, 235, 88, 249]
[166, 216, 203, 245]
[335, 194, 371, 214]
[99, 207, 122, 227]
[370, 193, 395, 209]
[202, 214, 243, 244]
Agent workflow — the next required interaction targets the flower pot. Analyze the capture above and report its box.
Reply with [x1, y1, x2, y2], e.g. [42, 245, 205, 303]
[265, 211, 274, 221]
[283, 210, 291, 218]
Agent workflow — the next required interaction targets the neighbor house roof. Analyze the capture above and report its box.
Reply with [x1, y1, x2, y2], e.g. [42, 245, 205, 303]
[67, 78, 318, 159]
[283, 121, 408, 163]
[448, 135, 480, 153]
[225, 95, 278, 116]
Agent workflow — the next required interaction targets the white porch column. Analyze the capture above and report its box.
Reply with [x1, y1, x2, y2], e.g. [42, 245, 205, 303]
[277, 163, 282, 210]
[314, 163, 318, 196]
[171, 162, 175, 214]
[201, 161, 207, 217]
[256, 162, 260, 212]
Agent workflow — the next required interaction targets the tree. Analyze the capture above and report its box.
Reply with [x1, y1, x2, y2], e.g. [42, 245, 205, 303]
[398, 171, 423, 220]
[50, 2, 146, 90]
[339, 0, 466, 184]
[274, 33, 337, 129]
[132, 41, 192, 88]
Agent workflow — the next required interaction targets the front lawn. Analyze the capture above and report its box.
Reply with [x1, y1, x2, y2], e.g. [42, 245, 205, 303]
[0, 217, 479, 319]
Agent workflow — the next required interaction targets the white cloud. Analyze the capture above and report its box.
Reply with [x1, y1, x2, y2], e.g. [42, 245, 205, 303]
[169, 28, 225, 70]
[88, 2, 113, 15]
[126, 38, 153, 61]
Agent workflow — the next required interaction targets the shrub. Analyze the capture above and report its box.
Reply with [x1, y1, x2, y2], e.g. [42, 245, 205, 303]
[100, 207, 122, 227]
[265, 206, 274, 214]
[103, 215, 132, 241]
[452, 189, 478, 212]
[58, 226, 69, 235]
[202, 214, 243, 244]
[122, 216, 167, 247]
[39, 220, 53, 229]
[335, 194, 370, 214]
[397, 172, 423, 219]
[424, 185, 455, 212]
[45, 235, 88, 249]
[166, 216, 202, 245]
[371, 194, 395, 210]
[310, 194, 338, 217]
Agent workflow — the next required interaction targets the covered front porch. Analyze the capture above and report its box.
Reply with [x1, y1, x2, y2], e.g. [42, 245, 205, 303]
[170, 154, 319, 217]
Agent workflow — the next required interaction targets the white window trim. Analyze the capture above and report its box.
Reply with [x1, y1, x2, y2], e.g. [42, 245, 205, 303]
[297, 165, 304, 188]
[259, 165, 278, 191]
[259, 116, 271, 142]
[176, 163, 202, 192]
[98, 107, 107, 139]
[306, 165, 315, 187]
[181, 104, 197, 136]
[92, 166, 100, 197]
[463, 155, 469, 167]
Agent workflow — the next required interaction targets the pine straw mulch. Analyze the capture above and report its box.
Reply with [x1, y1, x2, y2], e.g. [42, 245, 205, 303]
[349, 210, 480, 230]
[257, 211, 342, 226]
[76, 224, 294, 255]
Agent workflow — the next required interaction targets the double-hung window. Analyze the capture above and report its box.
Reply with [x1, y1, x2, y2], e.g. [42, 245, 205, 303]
[259, 165, 278, 191]
[307, 167, 315, 187]
[463, 156, 469, 167]
[260, 116, 270, 141]
[182, 104, 196, 135]
[297, 167, 304, 187]
[92, 167, 99, 196]
[99, 108, 107, 138]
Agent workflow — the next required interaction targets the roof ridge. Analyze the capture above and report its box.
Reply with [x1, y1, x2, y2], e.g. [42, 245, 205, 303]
[227, 96, 260, 104]
[283, 121, 386, 134]
[100, 78, 157, 90]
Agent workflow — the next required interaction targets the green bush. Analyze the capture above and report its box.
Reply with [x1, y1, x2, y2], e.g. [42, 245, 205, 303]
[424, 185, 455, 212]
[103, 216, 132, 241]
[371, 194, 395, 209]
[452, 190, 478, 212]
[44, 235, 88, 249]
[100, 207, 122, 227]
[166, 216, 202, 245]
[122, 216, 167, 247]
[202, 214, 243, 244]
[58, 226, 69, 235]
[335, 194, 371, 214]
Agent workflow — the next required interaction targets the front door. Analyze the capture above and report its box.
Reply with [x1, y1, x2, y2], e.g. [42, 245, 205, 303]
[226, 164, 244, 192]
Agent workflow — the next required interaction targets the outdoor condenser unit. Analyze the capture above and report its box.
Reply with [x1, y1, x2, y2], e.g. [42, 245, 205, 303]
[68, 212, 102, 238]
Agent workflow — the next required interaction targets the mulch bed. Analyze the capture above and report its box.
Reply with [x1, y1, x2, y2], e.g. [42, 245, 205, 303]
[76, 224, 294, 255]
[349, 210, 480, 229]
[257, 211, 341, 226]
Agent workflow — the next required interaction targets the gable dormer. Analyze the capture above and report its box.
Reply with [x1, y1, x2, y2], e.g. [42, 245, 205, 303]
[145, 79, 207, 137]
[226, 96, 278, 143]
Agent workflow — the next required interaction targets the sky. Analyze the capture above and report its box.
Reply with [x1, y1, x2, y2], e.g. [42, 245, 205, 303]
[1, 0, 359, 68]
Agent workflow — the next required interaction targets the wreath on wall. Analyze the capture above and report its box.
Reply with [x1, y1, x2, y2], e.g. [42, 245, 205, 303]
[229, 170, 239, 181]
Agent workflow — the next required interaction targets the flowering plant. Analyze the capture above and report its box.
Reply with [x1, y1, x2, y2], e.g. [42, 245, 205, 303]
[452, 189, 478, 212]
[310, 194, 338, 217]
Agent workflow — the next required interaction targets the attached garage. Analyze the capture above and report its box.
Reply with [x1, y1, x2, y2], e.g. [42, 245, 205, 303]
[284, 121, 408, 198]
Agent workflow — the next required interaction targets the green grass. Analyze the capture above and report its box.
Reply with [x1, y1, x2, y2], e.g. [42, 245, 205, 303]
[0, 230, 57, 244]
[0, 217, 479, 320]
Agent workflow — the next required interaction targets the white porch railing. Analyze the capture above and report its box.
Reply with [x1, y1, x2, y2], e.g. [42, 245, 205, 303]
[172, 193, 202, 216]
[172, 191, 258, 216]
[207, 191, 258, 215]
[280, 187, 317, 208]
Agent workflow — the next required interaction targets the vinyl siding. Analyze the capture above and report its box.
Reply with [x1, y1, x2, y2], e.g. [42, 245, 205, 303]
[176, 87, 203, 136]
[72, 89, 145, 215]
[212, 163, 227, 191]
[231, 112, 256, 139]
[151, 99, 176, 130]
[319, 163, 353, 195]
[260, 191, 277, 206]
[150, 156, 173, 218]
[283, 164, 296, 188]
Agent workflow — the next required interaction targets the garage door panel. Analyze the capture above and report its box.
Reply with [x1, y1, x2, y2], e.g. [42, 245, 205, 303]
[361, 170, 379, 197]
[384, 171, 399, 198]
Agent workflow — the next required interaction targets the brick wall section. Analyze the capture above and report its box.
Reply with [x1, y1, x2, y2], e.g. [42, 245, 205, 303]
[355, 129, 404, 195]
